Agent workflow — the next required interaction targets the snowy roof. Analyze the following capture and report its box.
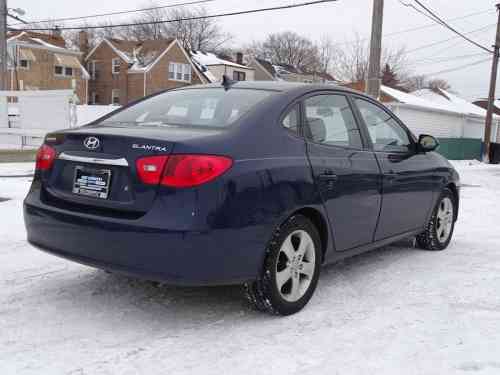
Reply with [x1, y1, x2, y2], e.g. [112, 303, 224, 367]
[410, 88, 488, 117]
[381, 85, 459, 113]
[7, 31, 80, 56]
[191, 51, 252, 70]
[440, 89, 488, 117]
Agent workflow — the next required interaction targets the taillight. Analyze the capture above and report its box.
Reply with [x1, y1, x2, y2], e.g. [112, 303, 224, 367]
[136, 154, 232, 188]
[136, 156, 169, 185]
[35, 144, 56, 170]
[161, 155, 233, 188]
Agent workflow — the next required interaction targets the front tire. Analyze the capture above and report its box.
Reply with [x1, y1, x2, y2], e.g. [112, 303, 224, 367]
[416, 188, 456, 251]
[244, 215, 322, 315]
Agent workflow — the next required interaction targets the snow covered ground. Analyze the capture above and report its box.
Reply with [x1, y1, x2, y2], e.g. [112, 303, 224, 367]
[1, 161, 500, 374]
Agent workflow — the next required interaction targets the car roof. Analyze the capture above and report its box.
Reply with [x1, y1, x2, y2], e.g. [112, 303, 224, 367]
[177, 80, 362, 96]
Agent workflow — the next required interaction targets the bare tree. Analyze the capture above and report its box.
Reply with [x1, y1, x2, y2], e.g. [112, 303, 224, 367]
[403, 74, 427, 91]
[317, 35, 335, 74]
[248, 31, 321, 71]
[121, 4, 231, 51]
[331, 34, 409, 84]
[428, 78, 451, 91]
[402, 75, 452, 92]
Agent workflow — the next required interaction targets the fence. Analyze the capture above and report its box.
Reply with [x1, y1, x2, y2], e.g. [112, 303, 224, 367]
[0, 90, 77, 149]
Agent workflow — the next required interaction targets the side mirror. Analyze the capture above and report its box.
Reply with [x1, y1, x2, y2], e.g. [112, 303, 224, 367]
[418, 134, 439, 152]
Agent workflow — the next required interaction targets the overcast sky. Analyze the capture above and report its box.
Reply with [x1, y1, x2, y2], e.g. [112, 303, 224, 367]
[9, 0, 500, 100]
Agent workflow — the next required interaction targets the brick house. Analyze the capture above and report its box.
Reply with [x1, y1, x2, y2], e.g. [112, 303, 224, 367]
[82, 34, 208, 105]
[249, 57, 338, 84]
[5, 31, 89, 103]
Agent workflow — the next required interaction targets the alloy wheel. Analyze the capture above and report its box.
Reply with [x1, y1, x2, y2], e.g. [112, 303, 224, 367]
[436, 197, 454, 243]
[275, 230, 316, 302]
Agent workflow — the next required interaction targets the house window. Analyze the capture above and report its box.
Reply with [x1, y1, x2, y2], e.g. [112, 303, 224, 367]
[54, 65, 64, 76]
[54, 66, 73, 77]
[112, 89, 120, 105]
[168, 62, 191, 82]
[19, 59, 30, 70]
[88, 61, 97, 80]
[112, 58, 120, 74]
[90, 92, 99, 105]
[233, 71, 246, 81]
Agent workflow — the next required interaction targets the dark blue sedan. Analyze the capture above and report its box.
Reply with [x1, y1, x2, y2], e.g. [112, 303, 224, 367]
[24, 81, 459, 315]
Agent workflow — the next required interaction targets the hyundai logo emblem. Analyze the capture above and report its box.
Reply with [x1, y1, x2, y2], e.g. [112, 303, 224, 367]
[83, 136, 100, 150]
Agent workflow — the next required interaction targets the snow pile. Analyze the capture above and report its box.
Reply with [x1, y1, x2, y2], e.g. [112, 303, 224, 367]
[2, 162, 500, 374]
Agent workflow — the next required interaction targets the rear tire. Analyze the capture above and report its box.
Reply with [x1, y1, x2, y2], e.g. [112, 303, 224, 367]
[416, 188, 456, 251]
[244, 215, 322, 316]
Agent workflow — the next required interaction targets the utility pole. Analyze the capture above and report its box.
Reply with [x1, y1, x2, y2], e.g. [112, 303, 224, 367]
[0, 0, 7, 91]
[366, 0, 384, 99]
[483, 3, 500, 163]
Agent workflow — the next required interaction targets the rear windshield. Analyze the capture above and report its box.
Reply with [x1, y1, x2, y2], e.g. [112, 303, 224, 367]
[101, 88, 275, 128]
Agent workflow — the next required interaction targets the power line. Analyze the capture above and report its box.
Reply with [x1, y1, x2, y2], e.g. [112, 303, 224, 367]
[337, 8, 494, 47]
[383, 8, 494, 38]
[412, 52, 490, 64]
[406, 23, 496, 54]
[7, 13, 28, 24]
[411, 0, 493, 53]
[10, 0, 217, 27]
[423, 57, 491, 76]
[19, 0, 338, 31]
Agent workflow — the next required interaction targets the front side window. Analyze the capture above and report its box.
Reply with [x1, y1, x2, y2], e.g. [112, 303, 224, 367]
[101, 88, 275, 128]
[355, 98, 411, 152]
[282, 104, 300, 134]
[65, 67, 73, 77]
[304, 94, 363, 149]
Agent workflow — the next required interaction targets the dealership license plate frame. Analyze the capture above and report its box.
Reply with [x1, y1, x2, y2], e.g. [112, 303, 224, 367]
[72, 166, 112, 199]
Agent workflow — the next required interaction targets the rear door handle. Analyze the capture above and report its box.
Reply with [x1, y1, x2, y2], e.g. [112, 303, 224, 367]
[318, 170, 338, 181]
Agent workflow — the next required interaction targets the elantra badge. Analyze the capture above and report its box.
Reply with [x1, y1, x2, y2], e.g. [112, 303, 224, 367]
[132, 143, 168, 152]
[83, 136, 100, 150]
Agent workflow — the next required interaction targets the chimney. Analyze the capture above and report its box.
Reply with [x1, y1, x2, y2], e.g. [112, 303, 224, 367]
[79, 30, 89, 59]
[52, 26, 62, 38]
[236, 52, 244, 65]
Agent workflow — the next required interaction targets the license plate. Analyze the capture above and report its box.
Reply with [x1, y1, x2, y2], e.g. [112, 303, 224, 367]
[72, 166, 111, 199]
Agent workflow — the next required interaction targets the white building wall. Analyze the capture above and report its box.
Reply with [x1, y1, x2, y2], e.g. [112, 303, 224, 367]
[388, 103, 498, 142]
[207, 65, 255, 82]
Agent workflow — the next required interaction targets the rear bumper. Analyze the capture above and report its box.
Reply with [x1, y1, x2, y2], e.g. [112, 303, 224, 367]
[24, 192, 266, 286]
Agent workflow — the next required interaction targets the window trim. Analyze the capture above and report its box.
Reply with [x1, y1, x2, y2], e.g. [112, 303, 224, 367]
[19, 59, 30, 70]
[280, 102, 303, 138]
[112, 58, 121, 75]
[233, 70, 246, 81]
[168, 62, 192, 83]
[54, 65, 64, 77]
[350, 94, 417, 154]
[300, 91, 367, 151]
[111, 89, 120, 105]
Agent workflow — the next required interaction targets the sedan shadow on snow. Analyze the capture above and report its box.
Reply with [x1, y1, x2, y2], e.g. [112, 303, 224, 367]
[33, 239, 420, 323]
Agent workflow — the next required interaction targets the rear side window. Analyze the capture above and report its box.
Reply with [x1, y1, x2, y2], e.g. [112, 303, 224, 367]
[101, 88, 275, 128]
[304, 94, 363, 149]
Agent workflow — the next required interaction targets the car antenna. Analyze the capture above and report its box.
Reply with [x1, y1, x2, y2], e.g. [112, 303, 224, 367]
[221, 74, 236, 91]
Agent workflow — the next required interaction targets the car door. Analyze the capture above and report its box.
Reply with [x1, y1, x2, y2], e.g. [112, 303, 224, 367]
[303, 92, 382, 251]
[352, 96, 435, 241]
